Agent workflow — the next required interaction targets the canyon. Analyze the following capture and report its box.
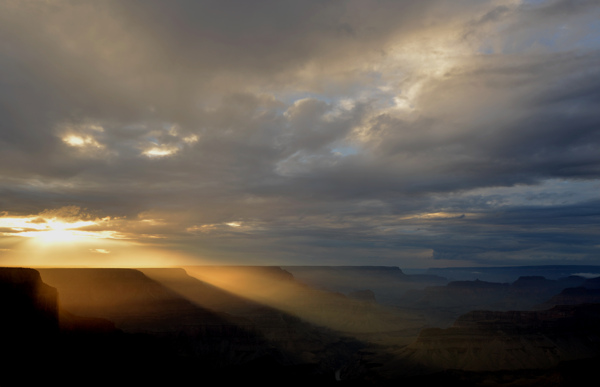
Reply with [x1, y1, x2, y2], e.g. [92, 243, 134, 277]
[1, 265, 600, 386]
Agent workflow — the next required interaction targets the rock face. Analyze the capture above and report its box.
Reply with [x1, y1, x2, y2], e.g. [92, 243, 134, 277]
[0, 267, 60, 380]
[397, 275, 590, 328]
[37, 267, 366, 384]
[0, 267, 58, 343]
[4, 264, 599, 386]
[538, 287, 600, 309]
[37, 267, 281, 368]
[183, 265, 427, 345]
[141, 267, 368, 371]
[390, 304, 600, 376]
[39, 268, 238, 333]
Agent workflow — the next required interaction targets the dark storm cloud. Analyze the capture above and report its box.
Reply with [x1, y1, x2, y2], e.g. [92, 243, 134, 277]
[427, 200, 600, 265]
[0, 0, 599, 267]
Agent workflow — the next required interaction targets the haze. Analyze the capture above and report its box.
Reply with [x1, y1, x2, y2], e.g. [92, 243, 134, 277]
[1, 0, 599, 269]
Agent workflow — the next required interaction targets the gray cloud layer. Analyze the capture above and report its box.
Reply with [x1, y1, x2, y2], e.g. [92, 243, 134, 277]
[1, 0, 599, 267]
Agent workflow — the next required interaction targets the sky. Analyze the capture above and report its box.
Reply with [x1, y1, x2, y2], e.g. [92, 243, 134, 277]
[0, 0, 599, 268]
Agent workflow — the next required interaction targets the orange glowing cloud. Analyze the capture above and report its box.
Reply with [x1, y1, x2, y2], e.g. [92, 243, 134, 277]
[0, 206, 200, 268]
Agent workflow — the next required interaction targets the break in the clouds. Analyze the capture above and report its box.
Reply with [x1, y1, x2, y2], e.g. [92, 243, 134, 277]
[0, 0, 599, 267]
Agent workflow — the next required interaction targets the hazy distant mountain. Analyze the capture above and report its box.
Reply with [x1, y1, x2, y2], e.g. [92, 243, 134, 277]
[536, 276, 600, 310]
[283, 266, 447, 306]
[182, 265, 427, 346]
[426, 265, 600, 283]
[394, 275, 590, 327]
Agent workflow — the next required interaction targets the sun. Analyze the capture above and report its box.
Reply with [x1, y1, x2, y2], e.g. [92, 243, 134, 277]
[0, 210, 122, 247]
[14, 219, 97, 244]
[0, 207, 199, 268]
[27, 228, 83, 244]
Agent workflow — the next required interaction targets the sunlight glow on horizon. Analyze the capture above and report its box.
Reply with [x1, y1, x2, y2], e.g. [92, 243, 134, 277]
[1, 0, 599, 269]
[0, 215, 123, 243]
[0, 207, 201, 268]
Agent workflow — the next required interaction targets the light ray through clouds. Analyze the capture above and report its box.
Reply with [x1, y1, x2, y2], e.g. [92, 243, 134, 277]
[0, 0, 599, 268]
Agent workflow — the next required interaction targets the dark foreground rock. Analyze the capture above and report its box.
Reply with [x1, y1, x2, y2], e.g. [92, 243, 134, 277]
[0, 267, 351, 386]
[3, 265, 600, 387]
[0, 267, 58, 361]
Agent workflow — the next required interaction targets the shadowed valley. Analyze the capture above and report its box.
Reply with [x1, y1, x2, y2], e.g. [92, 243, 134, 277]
[1, 265, 600, 386]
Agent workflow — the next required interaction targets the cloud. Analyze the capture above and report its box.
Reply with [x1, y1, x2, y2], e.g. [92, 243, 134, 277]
[90, 248, 111, 254]
[0, 0, 599, 267]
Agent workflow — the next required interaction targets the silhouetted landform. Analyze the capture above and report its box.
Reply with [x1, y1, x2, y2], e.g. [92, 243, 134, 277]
[38, 268, 243, 332]
[375, 356, 600, 387]
[182, 265, 427, 345]
[582, 276, 600, 289]
[0, 267, 58, 361]
[285, 265, 445, 285]
[140, 267, 341, 343]
[396, 275, 591, 327]
[380, 304, 600, 378]
[3, 265, 600, 386]
[426, 265, 600, 283]
[36, 267, 373, 385]
[283, 266, 447, 306]
[538, 287, 600, 310]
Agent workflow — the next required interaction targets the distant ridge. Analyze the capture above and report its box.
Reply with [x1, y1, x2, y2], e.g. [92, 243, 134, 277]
[390, 303, 600, 375]
[284, 265, 445, 281]
[426, 265, 600, 283]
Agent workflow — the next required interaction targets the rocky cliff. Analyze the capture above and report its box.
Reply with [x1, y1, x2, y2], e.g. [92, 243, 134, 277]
[0, 267, 58, 340]
[0, 267, 60, 383]
[38, 268, 246, 332]
[387, 303, 600, 376]
[531, 275, 600, 311]
[397, 275, 589, 328]
[183, 265, 427, 345]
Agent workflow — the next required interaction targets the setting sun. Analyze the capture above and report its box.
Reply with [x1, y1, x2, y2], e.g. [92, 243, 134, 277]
[0, 206, 200, 268]
[0, 213, 111, 244]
